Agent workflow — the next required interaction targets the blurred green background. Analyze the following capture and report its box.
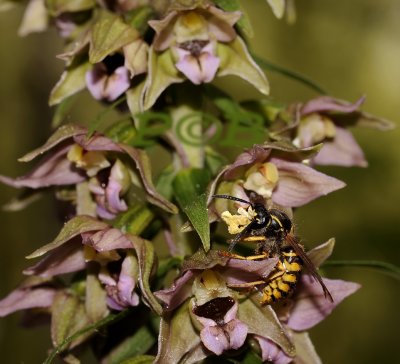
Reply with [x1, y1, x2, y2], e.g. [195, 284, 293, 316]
[0, 1, 399, 363]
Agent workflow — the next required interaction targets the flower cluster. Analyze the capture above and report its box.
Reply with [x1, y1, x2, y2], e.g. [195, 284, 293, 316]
[0, 1, 394, 363]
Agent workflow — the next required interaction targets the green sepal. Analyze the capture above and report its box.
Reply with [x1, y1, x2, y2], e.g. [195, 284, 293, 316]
[89, 9, 139, 64]
[213, 0, 254, 38]
[49, 59, 91, 106]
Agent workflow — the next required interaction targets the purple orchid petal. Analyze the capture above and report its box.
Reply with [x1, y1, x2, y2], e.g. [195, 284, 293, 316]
[96, 203, 118, 220]
[224, 319, 248, 349]
[0, 145, 85, 189]
[255, 336, 293, 364]
[175, 46, 220, 85]
[154, 270, 195, 311]
[73, 133, 123, 153]
[82, 228, 133, 251]
[207, 5, 241, 42]
[194, 299, 248, 354]
[86, 64, 130, 102]
[287, 275, 361, 331]
[200, 325, 230, 355]
[301, 96, 365, 116]
[0, 285, 56, 317]
[23, 240, 85, 277]
[271, 157, 346, 207]
[224, 257, 279, 285]
[105, 162, 128, 214]
[313, 127, 368, 167]
[116, 254, 139, 307]
[224, 145, 271, 180]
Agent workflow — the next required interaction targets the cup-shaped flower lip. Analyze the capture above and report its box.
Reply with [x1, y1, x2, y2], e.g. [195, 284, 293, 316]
[154, 250, 279, 312]
[86, 53, 131, 102]
[210, 143, 345, 209]
[149, 4, 241, 51]
[193, 296, 235, 325]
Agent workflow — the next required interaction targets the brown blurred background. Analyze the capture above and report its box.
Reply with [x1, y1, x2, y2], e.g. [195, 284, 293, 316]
[0, 1, 399, 363]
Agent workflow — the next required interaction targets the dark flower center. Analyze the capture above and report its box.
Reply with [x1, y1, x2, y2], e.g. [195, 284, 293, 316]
[103, 53, 125, 74]
[179, 40, 209, 57]
[193, 296, 235, 325]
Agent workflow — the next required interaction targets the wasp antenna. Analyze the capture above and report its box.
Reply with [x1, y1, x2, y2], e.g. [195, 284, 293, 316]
[212, 194, 253, 206]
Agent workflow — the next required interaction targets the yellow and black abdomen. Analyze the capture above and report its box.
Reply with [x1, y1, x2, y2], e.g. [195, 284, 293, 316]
[261, 247, 303, 305]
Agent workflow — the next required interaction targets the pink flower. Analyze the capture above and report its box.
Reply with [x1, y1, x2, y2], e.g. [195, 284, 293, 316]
[285, 96, 394, 167]
[211, 144, 345, 210]
[86, 54, 131, 102]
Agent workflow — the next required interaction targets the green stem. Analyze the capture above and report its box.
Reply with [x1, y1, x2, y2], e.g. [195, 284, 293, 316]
[323, 260, 400, 280]
[43, 309, 131, 364]
[251, 53, 327, 94]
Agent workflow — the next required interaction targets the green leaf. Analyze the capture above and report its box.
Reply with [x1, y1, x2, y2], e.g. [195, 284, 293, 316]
[44, 309, 131, 364]
[323, 260, 400, 281]
[26, 216, 108, 259]
[120, 356, 155, 364]
[214, 0, 253, 38]
[112, 204, 154, 235]
[251, 53, 327, 94]
[172, 169, 211, 252]
[102, 326, 156, 364]
[125, 5, 154, 35]
[46, 0, 96, 16]
[241, 350, 263, 364]
[89, 10, 139, 64]
[49, 60, 91, 106]
[50, 291, 91, 350]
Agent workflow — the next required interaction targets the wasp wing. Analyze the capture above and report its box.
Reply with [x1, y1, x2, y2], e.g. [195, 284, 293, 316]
[286, 234, 334, 302]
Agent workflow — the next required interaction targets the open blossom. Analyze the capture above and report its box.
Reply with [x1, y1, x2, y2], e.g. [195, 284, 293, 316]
[210, 144, 345, 211]
[284, 96, 394, 167]
[0, 124, 176, 217]
[143, 3, 268, 109]
[86, 39, 148, 102]
[153, 240, 360, 363]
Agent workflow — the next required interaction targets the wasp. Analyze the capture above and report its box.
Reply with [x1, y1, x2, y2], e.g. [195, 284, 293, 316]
[213, 194, 333, 304]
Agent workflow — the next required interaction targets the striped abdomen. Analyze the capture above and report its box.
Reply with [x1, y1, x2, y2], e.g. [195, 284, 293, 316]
[261, 247, 303, 305]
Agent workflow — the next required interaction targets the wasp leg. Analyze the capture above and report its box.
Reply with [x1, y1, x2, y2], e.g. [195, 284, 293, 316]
[218, 250, 268, 260]
[227, 280, 266, 288]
